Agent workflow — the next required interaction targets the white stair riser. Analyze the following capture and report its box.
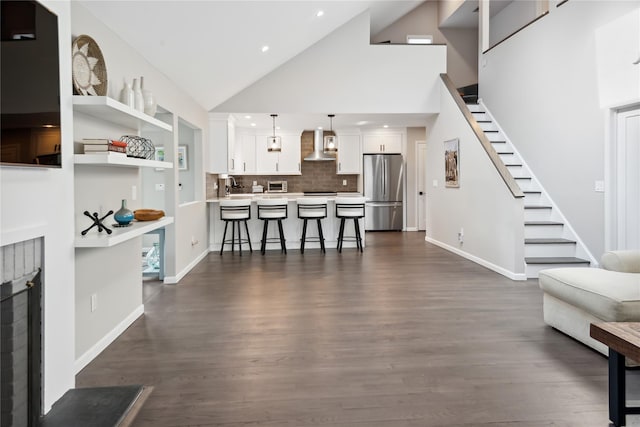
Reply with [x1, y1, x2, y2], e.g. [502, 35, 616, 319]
[524, 208, 553, 221]
[498, 153, 517, 163]
[525, 243, 577, 258]
[505, 166, 527, 177]
[515, 179, 535, 191]
[467, 104, 484, 113]
[526, 262, 589, 279]
[523, 192, 542, 204]
[487, 132, 505, 142]
[472, 112, 489, 121]
[479, 122, 498, 131]
[525, 224, 564, 238]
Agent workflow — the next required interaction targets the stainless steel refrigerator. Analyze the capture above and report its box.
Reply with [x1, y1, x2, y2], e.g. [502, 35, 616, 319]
[363, 154, 404, 231]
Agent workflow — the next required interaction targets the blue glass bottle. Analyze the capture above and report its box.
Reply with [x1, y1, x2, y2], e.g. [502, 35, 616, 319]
[114, 199, 134, 225]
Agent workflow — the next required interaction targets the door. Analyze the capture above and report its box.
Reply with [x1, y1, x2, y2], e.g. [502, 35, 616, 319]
[616, 107, 640, 249]
[417, 142, 426, 231]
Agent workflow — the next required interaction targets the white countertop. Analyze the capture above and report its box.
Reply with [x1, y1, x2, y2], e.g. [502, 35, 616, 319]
[206, 193, 364, 202]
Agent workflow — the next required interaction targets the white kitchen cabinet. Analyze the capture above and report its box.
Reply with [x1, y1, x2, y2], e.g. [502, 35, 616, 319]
[336, 134, 361, 174]
[362, 133, 402, 154]
[207, 114, 235, 173]
[255, 132, 301, 175]
[235, 133, 256, 174]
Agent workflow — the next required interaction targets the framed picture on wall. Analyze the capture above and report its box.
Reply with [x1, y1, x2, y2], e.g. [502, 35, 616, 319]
[444, 138, 459, 188]
[154, 146, 165, 162]
[178, 145, 188, 170]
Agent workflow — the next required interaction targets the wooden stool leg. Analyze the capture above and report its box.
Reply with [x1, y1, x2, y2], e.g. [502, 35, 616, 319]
[277, 219, 286, 254]
[244, 219, 252, 253]
[354, 218, 362, 252]
[220, 221, 229, 255]
[317, 219, 325, 254]
[301, 219, 308, 254]
[261, 220, 268, 255]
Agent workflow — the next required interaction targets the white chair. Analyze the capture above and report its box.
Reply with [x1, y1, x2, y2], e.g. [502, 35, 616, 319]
[219, 199, 252, 255]
[256, 198, 288, 255]
[296, 198, 327, 254]
[335, 197, 366, 252]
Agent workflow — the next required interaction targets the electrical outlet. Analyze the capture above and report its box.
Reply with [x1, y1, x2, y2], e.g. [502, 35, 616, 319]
[90, 294, 97, 312]
[342, 179, 347, 186]
[595, 180, 605, 192]
[131, 185, 137, 201]
[432, 180, 438, 187]
[458, 228, 464, 243]
[155, 183, 165, 191]
[191, 236, 199, 246]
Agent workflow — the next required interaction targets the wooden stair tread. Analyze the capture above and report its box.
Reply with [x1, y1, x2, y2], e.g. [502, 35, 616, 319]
[525, 221, 563, 226]
[525, 257, 590, 265]
[525, 238, 575, 244]
[524, 205, 551, 209]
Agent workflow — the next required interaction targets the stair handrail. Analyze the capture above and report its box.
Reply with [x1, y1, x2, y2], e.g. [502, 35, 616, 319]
[440, 73, 524, 199]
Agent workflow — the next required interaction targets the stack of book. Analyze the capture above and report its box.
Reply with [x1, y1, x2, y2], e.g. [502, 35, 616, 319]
[82, 139, 128, 155]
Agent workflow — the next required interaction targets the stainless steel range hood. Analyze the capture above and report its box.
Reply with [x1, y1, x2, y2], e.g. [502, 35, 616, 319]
[304, 129, 336, 161]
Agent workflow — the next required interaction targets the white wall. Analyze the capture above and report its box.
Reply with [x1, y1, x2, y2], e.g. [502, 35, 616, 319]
[0, 0, 75, 412]
[372, 1, 479, 88]
[426, 81, 525, 280]
[213, 11, 446, 114]
[70, 3, 210, 368]
[488, 1, 539, 48]
[479, 0, 639, 261]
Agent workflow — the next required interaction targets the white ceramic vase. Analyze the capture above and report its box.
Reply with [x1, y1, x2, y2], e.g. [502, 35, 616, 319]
[119, 82, 134, 107]
[132, 78, 144, 112]
[140, 77, 157, 116]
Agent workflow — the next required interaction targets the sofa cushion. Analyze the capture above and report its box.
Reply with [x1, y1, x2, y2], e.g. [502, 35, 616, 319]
[539, 268, 640, 322]
[601, 250, 640, 273]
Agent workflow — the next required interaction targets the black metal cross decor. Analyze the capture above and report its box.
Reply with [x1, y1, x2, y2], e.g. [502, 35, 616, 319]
[81, 210, 114, 235]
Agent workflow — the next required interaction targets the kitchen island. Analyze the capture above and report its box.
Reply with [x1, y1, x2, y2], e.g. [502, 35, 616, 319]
[207, 193, 366, 252]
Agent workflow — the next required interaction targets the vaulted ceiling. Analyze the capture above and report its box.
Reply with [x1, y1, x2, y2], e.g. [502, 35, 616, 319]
[78, 1, 425, 113]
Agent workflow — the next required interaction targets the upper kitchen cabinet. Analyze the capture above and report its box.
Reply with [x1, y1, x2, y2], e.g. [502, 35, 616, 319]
[255, 132, 301, 175]
[363, 133, 402, 154]
[207, 114, 235, 173]
[233, 132, 257, 175]
[336, 134, 361, 175]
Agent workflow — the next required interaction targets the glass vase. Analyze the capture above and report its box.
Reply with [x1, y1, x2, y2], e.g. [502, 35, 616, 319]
[114, 199, 134, 225]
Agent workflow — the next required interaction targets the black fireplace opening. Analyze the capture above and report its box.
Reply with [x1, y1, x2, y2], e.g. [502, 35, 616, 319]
[1, 268, 42, 427]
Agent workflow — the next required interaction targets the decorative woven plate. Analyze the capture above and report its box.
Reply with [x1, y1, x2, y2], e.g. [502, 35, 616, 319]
[134, 209, 165, 221]
[72, 35, 107, 96]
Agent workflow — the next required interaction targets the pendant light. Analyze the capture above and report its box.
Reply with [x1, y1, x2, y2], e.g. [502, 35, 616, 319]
[267, 114, 281, 152]
[323, 114, 337, 153]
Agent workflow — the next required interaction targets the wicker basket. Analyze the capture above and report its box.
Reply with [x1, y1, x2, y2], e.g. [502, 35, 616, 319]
[134, 209, 165, 221]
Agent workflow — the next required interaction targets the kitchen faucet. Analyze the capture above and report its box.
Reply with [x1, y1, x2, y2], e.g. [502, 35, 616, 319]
[229, 176, 240, 188]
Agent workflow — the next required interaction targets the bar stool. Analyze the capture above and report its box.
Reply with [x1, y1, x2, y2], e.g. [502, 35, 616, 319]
[219, 199, 252, 255]
[296, 198, 327, 254]
[335, 197, 366, 253]
[257, 198, 288, 255]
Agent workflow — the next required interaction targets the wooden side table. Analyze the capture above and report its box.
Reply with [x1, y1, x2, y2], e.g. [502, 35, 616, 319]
[590, 322, 640, 426]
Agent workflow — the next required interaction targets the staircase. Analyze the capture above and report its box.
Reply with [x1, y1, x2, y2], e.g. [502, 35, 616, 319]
[466, 102, 592, 278]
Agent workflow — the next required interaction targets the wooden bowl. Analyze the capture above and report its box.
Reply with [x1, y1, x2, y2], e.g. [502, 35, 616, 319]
[134, 209, 165, 221]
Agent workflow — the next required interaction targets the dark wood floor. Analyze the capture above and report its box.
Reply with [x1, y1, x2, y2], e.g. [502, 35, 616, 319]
[77, 232, 639, 426]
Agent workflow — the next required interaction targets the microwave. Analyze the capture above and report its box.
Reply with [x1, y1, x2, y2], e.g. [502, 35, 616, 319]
[267, 181, 287, 193]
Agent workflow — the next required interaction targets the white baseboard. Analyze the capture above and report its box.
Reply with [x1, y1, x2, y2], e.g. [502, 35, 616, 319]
[74, 304, 144, 374]
[405, 227, 418, 232]
[164, 249, 209, 284]
[424, 236, 527, 281]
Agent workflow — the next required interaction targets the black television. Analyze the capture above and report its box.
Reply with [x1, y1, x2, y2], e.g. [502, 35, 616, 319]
[1, 1, 61, 168]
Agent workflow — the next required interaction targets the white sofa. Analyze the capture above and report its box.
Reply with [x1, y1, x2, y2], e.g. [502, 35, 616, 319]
[538, 250, 640, 356]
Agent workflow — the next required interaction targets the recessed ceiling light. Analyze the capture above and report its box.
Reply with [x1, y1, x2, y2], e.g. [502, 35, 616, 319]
[383, 124, 389, 128]
[276, 126, 281, 130]
[356, 121, 368, 126]
[316, 10, 324, 17]
[317, 126, 323, 130]
[250, 123, 256, 127]
[261, 45, 269, 53]
[244, 115, 252, 119]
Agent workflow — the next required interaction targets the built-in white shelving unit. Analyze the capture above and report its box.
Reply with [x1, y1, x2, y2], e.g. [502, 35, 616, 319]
[74, 153, 173, 169]
[73, 96, 173, 132]
[75, 217, 174, 248]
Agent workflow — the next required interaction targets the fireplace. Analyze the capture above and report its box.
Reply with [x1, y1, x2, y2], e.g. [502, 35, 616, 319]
[0, 239, 43, 426]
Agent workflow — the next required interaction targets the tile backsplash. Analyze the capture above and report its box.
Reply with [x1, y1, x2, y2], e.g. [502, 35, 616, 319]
[206, 131, 359, 197]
